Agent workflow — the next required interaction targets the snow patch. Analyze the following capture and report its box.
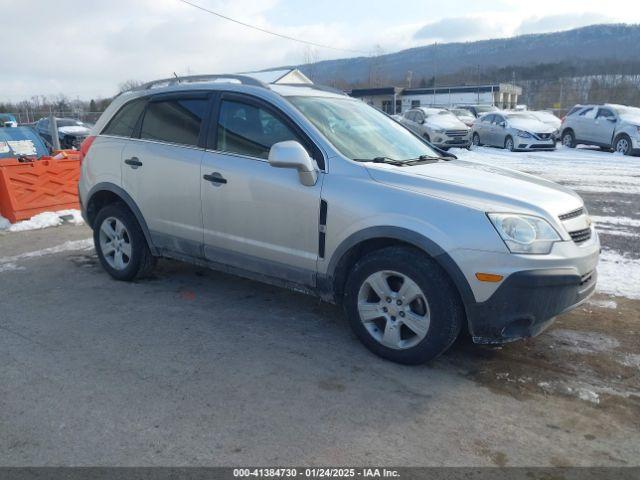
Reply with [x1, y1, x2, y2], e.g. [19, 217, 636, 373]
[0, 215, 10, 230]
[5, 209, 84, 232]
[597, 250, 640, 300]
[0, 262, 25, 273]
[587, 298, 617, 310]
[548, 329, 620, 355]
[0, 238, 93, 267]
[619, 354, 640, 370]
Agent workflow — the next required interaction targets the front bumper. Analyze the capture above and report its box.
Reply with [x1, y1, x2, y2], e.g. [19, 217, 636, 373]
[432, 134, 471, 149]
[514, 137, 556, 151]
[466, 268, 597, 344]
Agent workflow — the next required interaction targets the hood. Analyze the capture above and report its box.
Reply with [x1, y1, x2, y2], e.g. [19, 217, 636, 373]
[620, 114, 640, 126]
[425, 115, 469, 130]
[507, 117, 555, 134]
[365, 159, 582, 218]
[58, 125, 90, 136]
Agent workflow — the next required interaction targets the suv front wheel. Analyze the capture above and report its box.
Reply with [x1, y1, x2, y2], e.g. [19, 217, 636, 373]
[614, 134, 632, 156]
[94, 203, 156, 281]
[343, 246, 463, 364]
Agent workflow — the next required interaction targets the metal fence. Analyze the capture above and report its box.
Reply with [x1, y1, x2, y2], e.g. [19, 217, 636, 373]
[6, 111, 105, 126]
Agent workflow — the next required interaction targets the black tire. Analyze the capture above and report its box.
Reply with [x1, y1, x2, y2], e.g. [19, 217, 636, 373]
[562, 130, 576, 148]
[343, 246, 464, 365]
[472, 132, 482, 147]
[505, 136, 515, 152]
[93, 203, 156, 281]
[613, 134, 633, 156]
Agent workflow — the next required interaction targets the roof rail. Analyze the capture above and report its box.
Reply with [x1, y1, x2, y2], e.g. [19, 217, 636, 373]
[136, 74, 269, 91]
[277, 83, 347, 96]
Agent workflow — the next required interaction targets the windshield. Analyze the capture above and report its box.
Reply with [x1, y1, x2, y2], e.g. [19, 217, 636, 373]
[287, 96, 440, 161]
[451, 109, 472, 116]
[475, 105, 498, 113]
[57, 119, 85, 127]
[506, 112, 536, 120]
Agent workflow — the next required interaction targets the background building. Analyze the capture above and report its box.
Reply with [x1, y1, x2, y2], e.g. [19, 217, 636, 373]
[350, 83, 522, 114]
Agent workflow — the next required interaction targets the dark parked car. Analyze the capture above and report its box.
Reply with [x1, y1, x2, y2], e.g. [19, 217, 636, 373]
[35, 117, 91, 150]
[0, 113, 18, 127]
[0, 126, 49, 159]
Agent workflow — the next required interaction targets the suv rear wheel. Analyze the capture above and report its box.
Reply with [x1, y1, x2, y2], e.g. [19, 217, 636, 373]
[343, 246, 463, 364]
[562, 130, 576, 148]
[94, 203, 156, 281]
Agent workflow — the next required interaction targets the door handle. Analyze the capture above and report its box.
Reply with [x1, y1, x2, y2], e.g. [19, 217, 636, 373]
[124, 157, 143, 168]
[203, 172, 227, 184]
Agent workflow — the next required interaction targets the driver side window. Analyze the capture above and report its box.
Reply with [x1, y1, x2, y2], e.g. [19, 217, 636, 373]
[216, 99, 301, 160]
[596, 109, 614, 119]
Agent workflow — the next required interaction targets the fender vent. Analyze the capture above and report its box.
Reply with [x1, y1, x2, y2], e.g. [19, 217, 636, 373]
[318, 200, 328, 258]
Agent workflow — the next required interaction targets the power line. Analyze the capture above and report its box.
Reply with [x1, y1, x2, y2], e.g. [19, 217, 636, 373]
[176, 0, 369, 55]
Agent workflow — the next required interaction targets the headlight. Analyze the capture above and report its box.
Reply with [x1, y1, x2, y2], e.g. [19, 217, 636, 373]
[433, 128, 445, 134]
[516, 130, 532, 138]
[488, 213, 561, 254]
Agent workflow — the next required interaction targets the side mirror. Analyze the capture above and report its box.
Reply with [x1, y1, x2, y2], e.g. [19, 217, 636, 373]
[608, 117, 617, 123]
[268, 141, 318, 186]
[420, 119, 425, 124]
[499, 121, 507, 128]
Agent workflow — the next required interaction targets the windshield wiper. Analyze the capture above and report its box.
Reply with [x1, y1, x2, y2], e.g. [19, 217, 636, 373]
[353, 156, 406, 166]
[353, 155, 448, 167]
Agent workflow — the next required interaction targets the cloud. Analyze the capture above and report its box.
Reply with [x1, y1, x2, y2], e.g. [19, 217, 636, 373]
[413, 16, 508, 42]
[516, 13, 613, 35]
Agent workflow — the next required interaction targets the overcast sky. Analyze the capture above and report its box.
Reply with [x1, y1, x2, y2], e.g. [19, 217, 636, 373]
[2, 0, 638, 102]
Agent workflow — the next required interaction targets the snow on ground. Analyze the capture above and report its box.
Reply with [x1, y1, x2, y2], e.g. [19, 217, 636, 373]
[0, 209, 83, 232]
[456, 145, 640, 194]
[0, 238, 93, 271]
[596, 250, 640, 300]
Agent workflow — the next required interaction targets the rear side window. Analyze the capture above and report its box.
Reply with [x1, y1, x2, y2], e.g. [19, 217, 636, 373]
[102, 98, 146, 137]
[596, 108, 614, 119]
[140, 98, 208, 147]
[579, 107, 596, 119]
[482, 114, 494, 123]
[216, 99, 301, 159]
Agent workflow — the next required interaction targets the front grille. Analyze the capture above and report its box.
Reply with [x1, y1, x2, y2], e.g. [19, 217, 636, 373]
[535, 133, 552, 140]
[445, 130, 468, 137]
[559, 207, 585, 221]
[569, 227, 592, 244]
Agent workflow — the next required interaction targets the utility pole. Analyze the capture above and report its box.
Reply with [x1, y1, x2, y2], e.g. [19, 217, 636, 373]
[432, 42, 438, 106]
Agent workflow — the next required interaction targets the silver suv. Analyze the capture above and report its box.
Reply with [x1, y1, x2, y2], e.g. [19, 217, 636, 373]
[561, 104, 640, 155]
[399, 107, 471, 150]
[79, 74, 599, 364]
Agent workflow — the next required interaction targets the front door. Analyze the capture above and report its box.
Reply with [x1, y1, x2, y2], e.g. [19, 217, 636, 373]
[201, 93, 323, 287]
[121, 93, 209, 257]
[592, 108, 617, 145]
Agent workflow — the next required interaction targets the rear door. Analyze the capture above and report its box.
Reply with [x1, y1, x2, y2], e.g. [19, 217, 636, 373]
[592, 107, 617, 145]
[200, 92, 323, 286]
[573, 107, 596, 141]
[476, 114, 493, 144]
[121, 92, 210, 257]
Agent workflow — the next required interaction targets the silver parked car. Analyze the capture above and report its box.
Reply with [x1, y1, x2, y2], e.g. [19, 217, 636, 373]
[560, 104, 640, 156]
[79, 74, 599, 364]
[399, 107, 471, 149]
[471, 111, 556, 151]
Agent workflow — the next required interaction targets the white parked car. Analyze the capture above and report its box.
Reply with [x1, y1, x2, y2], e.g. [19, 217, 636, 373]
[527, 110, 562, 140]
[399, 107, 471, 150]
[471, 111, 556, 151]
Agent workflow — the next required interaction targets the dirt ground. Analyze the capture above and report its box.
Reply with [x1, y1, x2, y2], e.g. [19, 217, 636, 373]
[1, 224, 638, 466]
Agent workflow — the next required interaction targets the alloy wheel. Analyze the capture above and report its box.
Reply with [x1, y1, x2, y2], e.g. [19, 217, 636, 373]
[99, 217, 132, 271]
[616, 137, 630, 155]
[357, 270, 430, 350]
